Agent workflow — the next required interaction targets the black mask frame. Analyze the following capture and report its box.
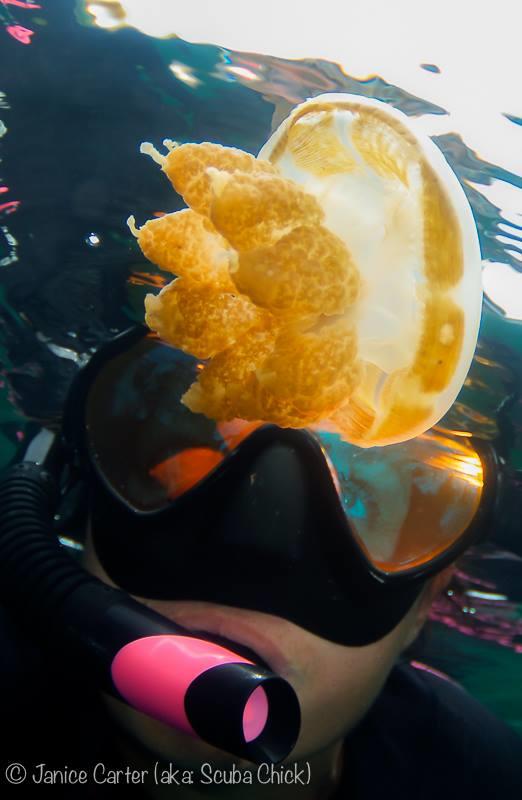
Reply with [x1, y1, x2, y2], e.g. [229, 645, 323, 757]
[62, 325, 502, 646]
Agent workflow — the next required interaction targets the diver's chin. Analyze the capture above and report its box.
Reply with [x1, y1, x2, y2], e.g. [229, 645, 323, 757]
[103, 691, 255, 772]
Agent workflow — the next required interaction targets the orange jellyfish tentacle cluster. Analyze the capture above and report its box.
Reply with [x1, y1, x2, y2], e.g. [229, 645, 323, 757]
[130, 139, 362, 427]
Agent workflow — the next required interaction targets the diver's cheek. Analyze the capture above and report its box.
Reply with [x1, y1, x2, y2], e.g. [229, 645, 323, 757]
[289, 667, 369, 756]
[288, 635, 406, 759]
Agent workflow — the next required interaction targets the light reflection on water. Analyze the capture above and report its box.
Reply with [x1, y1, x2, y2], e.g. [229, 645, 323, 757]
[0, 0, 521, 729]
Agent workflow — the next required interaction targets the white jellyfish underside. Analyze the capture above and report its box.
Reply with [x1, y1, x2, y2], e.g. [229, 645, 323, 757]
[131, 93, 483, 447]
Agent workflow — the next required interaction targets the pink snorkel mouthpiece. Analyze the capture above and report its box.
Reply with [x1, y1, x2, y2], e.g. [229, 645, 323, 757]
[111, 632, 300, 763]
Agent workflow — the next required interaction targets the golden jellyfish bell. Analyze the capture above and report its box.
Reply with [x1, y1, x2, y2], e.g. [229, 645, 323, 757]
[258, 94, 482, 446]
[132, 94, 482, 447]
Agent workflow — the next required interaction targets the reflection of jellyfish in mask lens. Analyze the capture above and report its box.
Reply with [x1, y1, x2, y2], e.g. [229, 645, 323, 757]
[321, 434, 413, 562]
[320, 429, 484, 570]
[129, 93, 482, 448]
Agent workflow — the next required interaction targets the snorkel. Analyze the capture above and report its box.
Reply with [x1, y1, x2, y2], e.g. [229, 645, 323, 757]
[0, 441, 300, 765]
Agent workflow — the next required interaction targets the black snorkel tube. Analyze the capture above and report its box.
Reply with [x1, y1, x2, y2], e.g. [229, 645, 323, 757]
[0, 446, 300, 765]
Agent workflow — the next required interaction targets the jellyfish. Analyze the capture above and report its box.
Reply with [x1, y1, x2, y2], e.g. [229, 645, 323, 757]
[128, 94, 482, 447]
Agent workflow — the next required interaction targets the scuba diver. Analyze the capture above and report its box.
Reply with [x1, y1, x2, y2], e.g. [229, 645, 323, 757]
[1, 324, 521, 799]
[1, 2, 521, 796]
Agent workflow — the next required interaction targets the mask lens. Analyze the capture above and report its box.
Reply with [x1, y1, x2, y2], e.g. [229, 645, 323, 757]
[85, 331, 485, 571]
[85, 335, 259, 511]
[312, 427, 484, 573]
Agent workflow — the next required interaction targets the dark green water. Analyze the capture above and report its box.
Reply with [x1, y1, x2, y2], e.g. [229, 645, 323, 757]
[0, 0, 521, 732]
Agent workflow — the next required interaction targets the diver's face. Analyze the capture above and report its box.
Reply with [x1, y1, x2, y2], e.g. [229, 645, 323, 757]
[84, 534, 427, 767]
